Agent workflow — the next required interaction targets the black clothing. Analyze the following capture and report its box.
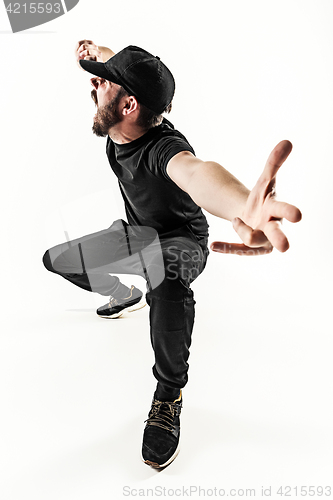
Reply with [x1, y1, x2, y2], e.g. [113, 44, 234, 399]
[43, 119, 209, 400]
[106, 118, 209, 246]
[43, 221, 208, 399]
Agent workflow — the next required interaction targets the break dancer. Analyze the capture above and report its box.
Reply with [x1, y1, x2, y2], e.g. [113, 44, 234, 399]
[43, 40, 302, 469]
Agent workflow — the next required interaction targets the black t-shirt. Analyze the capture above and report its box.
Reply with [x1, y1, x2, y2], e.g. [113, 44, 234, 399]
[106, 118, 209, 246]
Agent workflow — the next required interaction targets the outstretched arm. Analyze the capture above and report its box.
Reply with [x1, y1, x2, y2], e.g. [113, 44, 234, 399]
[168, 151, 250, 221]
[167, 140, 302, 254]
[75, 39, 115, 68]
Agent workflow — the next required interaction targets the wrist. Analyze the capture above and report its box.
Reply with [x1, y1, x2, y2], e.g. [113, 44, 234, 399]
[98, 46, 115, 62]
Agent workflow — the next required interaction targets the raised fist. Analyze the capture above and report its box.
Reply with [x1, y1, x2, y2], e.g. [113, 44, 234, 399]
[75, 39, 103, 68]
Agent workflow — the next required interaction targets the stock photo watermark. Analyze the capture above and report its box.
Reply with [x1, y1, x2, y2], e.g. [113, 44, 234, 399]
[122, 485, 332, 497]
[3, 0, 80, 32]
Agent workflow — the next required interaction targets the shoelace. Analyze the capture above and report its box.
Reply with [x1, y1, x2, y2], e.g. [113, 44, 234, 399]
[107, 286, 134, 309]
[108, 296, 118, 308]
[145, 400, 182, 432]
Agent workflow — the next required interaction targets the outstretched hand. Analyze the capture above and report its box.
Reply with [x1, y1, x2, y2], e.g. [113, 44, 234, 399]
[210, 140, 302, 256]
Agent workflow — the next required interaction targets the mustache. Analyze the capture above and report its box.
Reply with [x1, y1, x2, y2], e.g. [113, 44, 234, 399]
[91, 89, 98, 106]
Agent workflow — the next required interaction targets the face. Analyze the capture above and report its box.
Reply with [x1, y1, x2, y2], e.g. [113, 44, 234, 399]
[90, 77, 123, 137]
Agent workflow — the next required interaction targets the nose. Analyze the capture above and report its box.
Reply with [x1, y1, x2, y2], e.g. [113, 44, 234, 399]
[90, 77, 99, 89]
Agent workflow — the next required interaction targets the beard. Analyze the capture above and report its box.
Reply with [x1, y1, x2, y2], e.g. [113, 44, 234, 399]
[91, 89, 122, 137]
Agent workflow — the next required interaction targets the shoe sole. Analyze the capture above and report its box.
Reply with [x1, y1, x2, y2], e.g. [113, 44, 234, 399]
[141, 442, 180, 469]
[98, 300, 146, 319]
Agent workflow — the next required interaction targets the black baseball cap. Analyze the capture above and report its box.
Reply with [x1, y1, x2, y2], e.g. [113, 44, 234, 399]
[79, 45, 175, 115]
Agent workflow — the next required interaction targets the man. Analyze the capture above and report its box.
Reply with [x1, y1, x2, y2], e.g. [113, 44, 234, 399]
[43, 40, 302, 469]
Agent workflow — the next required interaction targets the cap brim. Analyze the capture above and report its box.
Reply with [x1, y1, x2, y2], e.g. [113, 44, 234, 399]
[79, 59, 118, 83]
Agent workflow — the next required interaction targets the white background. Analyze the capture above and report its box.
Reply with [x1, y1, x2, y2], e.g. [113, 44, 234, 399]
[0, 0, 332, 498]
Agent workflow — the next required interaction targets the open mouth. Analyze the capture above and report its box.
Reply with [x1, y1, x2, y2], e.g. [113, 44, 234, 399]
[91, 89, 98, 107]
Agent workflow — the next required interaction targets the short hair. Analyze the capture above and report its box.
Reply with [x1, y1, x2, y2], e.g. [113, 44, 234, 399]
[116, 86, 172, 130]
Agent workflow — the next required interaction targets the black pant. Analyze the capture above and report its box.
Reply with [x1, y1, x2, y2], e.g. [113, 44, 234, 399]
[43, 220, 208, 400]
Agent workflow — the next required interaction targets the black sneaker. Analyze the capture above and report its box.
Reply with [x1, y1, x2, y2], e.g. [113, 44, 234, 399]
[142, 391, 182, 469]
[96, 285, 145, 319]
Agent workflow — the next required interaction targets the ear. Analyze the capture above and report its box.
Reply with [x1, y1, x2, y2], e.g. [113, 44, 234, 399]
[122, 95, 139, 116]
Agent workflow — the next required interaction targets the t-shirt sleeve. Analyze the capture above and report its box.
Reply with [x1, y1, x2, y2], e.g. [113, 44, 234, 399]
[148, 134, 195, 181]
